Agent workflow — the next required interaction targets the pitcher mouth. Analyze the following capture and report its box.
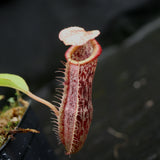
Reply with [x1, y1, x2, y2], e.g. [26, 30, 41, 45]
[65, 39, 102, 65]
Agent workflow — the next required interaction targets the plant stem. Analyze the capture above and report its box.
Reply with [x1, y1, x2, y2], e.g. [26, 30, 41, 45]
[26, 91, 59, 117]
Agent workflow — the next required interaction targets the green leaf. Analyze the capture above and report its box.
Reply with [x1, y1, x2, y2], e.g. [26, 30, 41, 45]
[0, 74, 29, 93]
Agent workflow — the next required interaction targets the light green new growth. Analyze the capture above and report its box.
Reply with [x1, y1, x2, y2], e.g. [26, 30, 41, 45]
[0, 73, 59, 117]
[0, 74, 29, 93]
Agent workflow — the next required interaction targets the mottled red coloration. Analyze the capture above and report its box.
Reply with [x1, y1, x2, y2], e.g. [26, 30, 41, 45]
[58, 39, 102, 155]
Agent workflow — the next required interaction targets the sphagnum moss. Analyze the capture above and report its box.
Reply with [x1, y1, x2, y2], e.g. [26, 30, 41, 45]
[0, 97, 29, 147]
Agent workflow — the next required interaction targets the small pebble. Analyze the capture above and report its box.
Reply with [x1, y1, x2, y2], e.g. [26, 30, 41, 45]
[145, 100, 154, 108]
[133, 78, 147, 89]
[10, 117, 18, 122]
[133, 81, 141, 89]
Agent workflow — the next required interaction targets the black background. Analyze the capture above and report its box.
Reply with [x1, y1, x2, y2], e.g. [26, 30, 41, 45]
[0, 0, 160, 159]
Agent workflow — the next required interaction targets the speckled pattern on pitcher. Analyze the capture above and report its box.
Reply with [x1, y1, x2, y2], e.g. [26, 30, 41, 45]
[57, 38, 102, 155]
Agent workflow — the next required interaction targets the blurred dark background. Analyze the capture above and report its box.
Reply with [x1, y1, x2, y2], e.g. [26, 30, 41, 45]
[0, 0, 160, 159]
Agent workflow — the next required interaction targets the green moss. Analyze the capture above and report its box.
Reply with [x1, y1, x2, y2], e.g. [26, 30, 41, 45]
[0, 135, 6, 146]
[0, 95, 29, 148]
